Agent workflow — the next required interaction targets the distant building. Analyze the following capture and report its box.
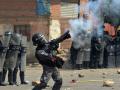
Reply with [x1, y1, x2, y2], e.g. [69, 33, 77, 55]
[0, 0, 88, 62]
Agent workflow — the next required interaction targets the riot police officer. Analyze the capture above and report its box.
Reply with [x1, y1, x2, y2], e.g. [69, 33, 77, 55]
[90, 36, 103, 68]
[70, 42, 80, 69]
[13, 35, 28, 85]
[0, 31, 12, 86]
[115, 26, 120, 67]
[0, 37, 3, 86]
[32, 32, 70, 90]
[104, 35, 115, 68]
[3, 31, 21, 85]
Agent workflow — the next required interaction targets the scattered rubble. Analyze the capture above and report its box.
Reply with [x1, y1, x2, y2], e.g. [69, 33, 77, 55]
[71, 79, 77, 83]
[103, 80, 114, 87]
[117, 69, 120, 74]
[102, 72, 108, 75]
[78, 74, 84, 78]
[32, 81, 40, 86]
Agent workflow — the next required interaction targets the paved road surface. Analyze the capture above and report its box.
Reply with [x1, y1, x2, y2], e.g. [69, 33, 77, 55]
[0, 66, 120, 90]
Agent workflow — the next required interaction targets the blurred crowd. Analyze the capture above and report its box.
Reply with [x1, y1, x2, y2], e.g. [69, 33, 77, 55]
[69, 20, 120, 70]
[0, 31, 28, 86]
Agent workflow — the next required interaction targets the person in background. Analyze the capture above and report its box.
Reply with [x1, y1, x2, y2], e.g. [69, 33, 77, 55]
[115, 26, 120, 67]
[0, 34, 9, 86]
[3, 31, 21, 85]
[90, 36, 103, 68]
[13, 35, 28, 85]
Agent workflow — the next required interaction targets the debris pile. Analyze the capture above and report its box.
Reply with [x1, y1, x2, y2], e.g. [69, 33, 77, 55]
[78, 74, 84, 78]
[103, 80, 114, 87]
[117, 69, 120, 74]
[70, 79, 77, 83]
[32, 81, 40, 86]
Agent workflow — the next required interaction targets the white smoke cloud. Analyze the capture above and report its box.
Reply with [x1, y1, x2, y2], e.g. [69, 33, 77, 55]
[69, 0, 120, 49]
[102, 0, 120, 18]
[69, 17, 93, 49]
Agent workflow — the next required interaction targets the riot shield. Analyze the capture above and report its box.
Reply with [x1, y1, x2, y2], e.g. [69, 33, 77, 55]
[2, 32, 11, 47]
[10, 33, 21, 46]
[0, 34, 11, 72]
[106, 44, 116, 68]
[21, 35, 28, 47]
[4, 33, 21, 70]
[115, 44, 120, 67]
[19, 35, 28, 71]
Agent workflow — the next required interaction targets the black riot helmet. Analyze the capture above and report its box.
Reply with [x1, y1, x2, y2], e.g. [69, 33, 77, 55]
[32, 33, 47, 46]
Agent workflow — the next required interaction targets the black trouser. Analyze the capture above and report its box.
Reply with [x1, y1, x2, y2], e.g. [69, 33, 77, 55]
[33, 65, 62, 90]
[70, 46, 79, 68]
[13, 51, 27, 84]
[2, 68, 14, 84]
[0, 72, 3, 84]
[13, 68, 26, 84]
[90, 56, 100, 68]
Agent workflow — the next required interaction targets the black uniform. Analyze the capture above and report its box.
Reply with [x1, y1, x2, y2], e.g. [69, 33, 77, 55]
[90, 36, 103, 68]
[0, 32, 12, 86]
[0, 40, 8, 86]
[103, 34, 116, 68]
[32, 31, 70, 90]
[115, 31, 120, 67]
[13, 35, 28, 84]
[69, 43, 80, 69]
[3, 33, 21, 85]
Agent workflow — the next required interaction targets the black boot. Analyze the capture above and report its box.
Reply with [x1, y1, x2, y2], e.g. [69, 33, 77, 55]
[76, 64, 83, 70]
[13, 68, 18, 85]
[2, 69, 7, 83]
[20, 71, 28, 84]
[0, 72, 6, 86]
[52, 79, 62, 90]
[86, 61, 89, 69]
[8, 69, 14, 85]
[32, 82, 47, 90]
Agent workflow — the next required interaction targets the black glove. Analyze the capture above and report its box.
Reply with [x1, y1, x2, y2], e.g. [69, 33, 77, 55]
[53, 56, 64, 68]
[49, 40, 59, 50]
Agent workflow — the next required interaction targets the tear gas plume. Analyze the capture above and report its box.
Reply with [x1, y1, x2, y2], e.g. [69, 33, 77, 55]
[69, 0, 120, 49]
[69, 17, 92, 49]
